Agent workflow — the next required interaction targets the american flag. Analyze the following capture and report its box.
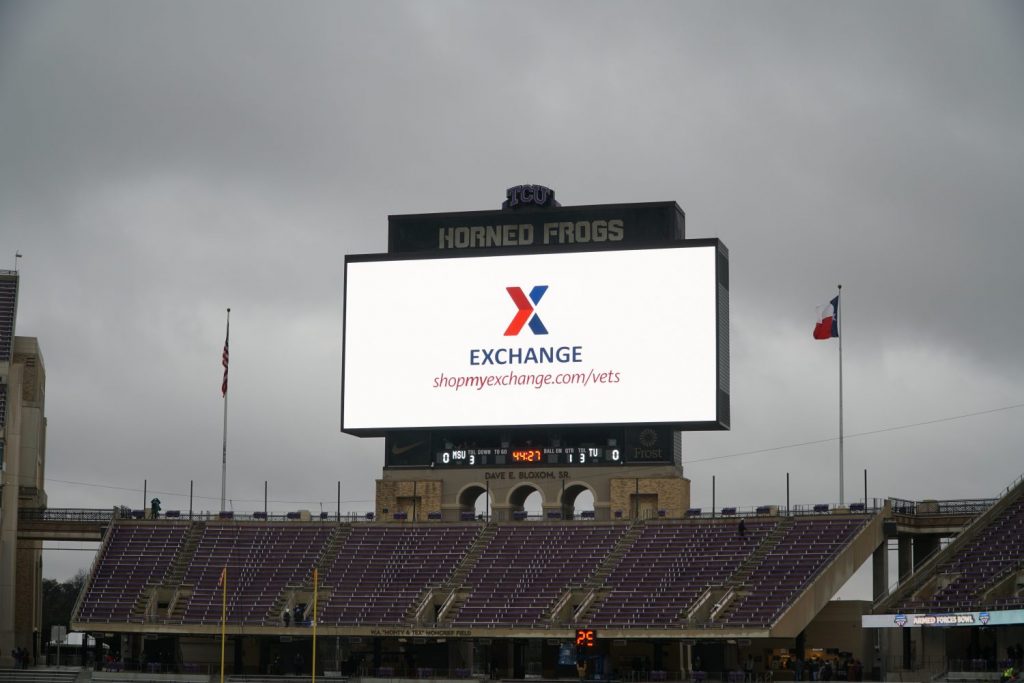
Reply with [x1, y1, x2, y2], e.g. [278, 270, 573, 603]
[221, 313, 230, 397]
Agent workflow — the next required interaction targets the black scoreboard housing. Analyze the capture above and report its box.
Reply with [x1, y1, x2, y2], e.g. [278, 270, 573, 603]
[384, 426, 683, 469]
[343, 199, 728, 469]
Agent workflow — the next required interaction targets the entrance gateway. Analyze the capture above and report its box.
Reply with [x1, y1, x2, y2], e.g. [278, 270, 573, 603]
[339, 186, 730, 521]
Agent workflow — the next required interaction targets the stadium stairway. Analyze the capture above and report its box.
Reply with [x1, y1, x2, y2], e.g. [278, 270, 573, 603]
[166, 523, 206, 585]
[267, 523, 352, 624]
[703, 517, 795, 625]
[138, 522, 207, 622]
[315, 524, 352, 575]
[157, 524, 209, 624]
[584, 520, 647, 589]
[566, 520, 647, 625]
[937, 673, 1003, 682]
[431, 523, 496, 626]
[729, 517, 795, 588]
[90, 672, 207, 683]
[0, 668, 82, 683]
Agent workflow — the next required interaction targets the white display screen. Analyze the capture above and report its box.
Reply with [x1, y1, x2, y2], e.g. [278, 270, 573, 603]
[342, 244, 724, 434]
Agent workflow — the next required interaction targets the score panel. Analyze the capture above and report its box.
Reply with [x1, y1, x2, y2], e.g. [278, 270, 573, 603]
[385, 426, 679, 469]
[436, 446, 621, 468]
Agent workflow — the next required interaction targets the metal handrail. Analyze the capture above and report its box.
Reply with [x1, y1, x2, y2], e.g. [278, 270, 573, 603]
[71, 519, 117, 623]
[21, 507, 382, 523]
[19, 507, 122, 523]
[890, 498, 997, 516]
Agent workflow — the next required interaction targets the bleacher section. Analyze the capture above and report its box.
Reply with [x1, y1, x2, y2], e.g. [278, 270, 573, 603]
[894, 491, 1024, 614]
[76, 522, 188, 623]
[74, 514, 877, 632]
[0, 272, 18, 431]
[0, 273, 17, 364]
[587, 519, 778, 628]
[177, 523, 334, 625]
[450, 523, 626, 627]
[716, 516, 870, 627]
[319, 524, 480, 625]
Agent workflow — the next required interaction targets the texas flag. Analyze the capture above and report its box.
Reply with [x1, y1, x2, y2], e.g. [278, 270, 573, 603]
[813, 295, 840, 339]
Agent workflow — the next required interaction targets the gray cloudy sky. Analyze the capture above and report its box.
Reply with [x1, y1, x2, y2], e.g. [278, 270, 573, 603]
[2, 2, 1022, 593]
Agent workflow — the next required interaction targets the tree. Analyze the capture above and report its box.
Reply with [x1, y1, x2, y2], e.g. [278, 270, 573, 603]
[42, 570, 87, 641]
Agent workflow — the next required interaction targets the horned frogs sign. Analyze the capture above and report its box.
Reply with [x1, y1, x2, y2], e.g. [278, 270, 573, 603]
[386, 196, 686, 253]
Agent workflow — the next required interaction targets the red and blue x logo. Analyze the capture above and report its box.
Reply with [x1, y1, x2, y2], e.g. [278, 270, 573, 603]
[504, 285, 549, 336]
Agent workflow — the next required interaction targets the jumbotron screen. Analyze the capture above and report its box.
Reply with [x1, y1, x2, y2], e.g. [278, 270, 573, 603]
[341, 241, 727, 435]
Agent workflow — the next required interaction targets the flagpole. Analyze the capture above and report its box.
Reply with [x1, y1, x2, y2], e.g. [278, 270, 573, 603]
[221, 308, 230, 512]
[837, 284, 844, 506]
[311, 567, 318, 683]
[220, 566, 227, 683]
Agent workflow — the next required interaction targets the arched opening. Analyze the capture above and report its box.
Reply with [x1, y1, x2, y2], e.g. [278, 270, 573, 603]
[560, 484, 595, 519]
[508, 485, 543, 521]
[457, 485, 492, 521]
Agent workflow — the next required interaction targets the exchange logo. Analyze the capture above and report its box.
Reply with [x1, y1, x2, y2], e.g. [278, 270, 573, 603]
[505, 285, 549, 336]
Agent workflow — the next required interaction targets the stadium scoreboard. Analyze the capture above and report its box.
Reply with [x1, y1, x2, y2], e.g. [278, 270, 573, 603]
[340, 189, 730, 469]
[386, 425, 681, 469]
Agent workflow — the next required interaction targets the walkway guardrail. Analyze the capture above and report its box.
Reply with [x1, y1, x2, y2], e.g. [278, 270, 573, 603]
[889, 498, 996, 516]
[18, 508, 121, 523]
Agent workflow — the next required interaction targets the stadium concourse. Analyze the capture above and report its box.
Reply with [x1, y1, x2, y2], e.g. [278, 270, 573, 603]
[56, 475, 1023, 682]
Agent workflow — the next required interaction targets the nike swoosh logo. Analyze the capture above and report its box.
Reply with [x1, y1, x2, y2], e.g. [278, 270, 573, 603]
[391, 441, 425, 456]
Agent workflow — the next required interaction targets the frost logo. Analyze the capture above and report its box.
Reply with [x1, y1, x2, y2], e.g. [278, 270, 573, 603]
[504, 285, 549, 336]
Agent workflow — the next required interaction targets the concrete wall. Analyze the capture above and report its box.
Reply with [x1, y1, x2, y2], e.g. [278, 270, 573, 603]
[803, 600, 874, 665]
[375, 479, 443, 521]
[0, 361, 23, 667]
[610, 476, 690, 518]
[0, 338, 47, 667]
[376, 464, 689, 522]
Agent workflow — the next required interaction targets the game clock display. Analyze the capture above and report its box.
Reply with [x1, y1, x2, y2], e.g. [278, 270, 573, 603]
[575, 629, 597, 648]
[435, 446, 622, 467]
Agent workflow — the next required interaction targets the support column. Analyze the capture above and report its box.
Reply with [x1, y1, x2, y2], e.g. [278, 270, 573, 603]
[541, 503, 563, 520]
[913, 535, 940, 569]
[490, 504, 513, 522]
[897, 535, 913, 582]
[872, 540, 890, 601]
[902, 628, 913, 670]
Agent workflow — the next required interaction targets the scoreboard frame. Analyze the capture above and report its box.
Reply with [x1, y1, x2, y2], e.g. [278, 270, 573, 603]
[344, 240, 729, 438]
[340, 197, 730, 470]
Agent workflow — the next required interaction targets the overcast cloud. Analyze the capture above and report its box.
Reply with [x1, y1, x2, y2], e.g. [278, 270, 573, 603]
[1, 1, 1022, 595]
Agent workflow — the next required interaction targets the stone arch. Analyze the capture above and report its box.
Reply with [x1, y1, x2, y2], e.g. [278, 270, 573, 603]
[455, 483, 492, 520]
[508, 484, 544, 520]
[560, 482, 596, 520]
